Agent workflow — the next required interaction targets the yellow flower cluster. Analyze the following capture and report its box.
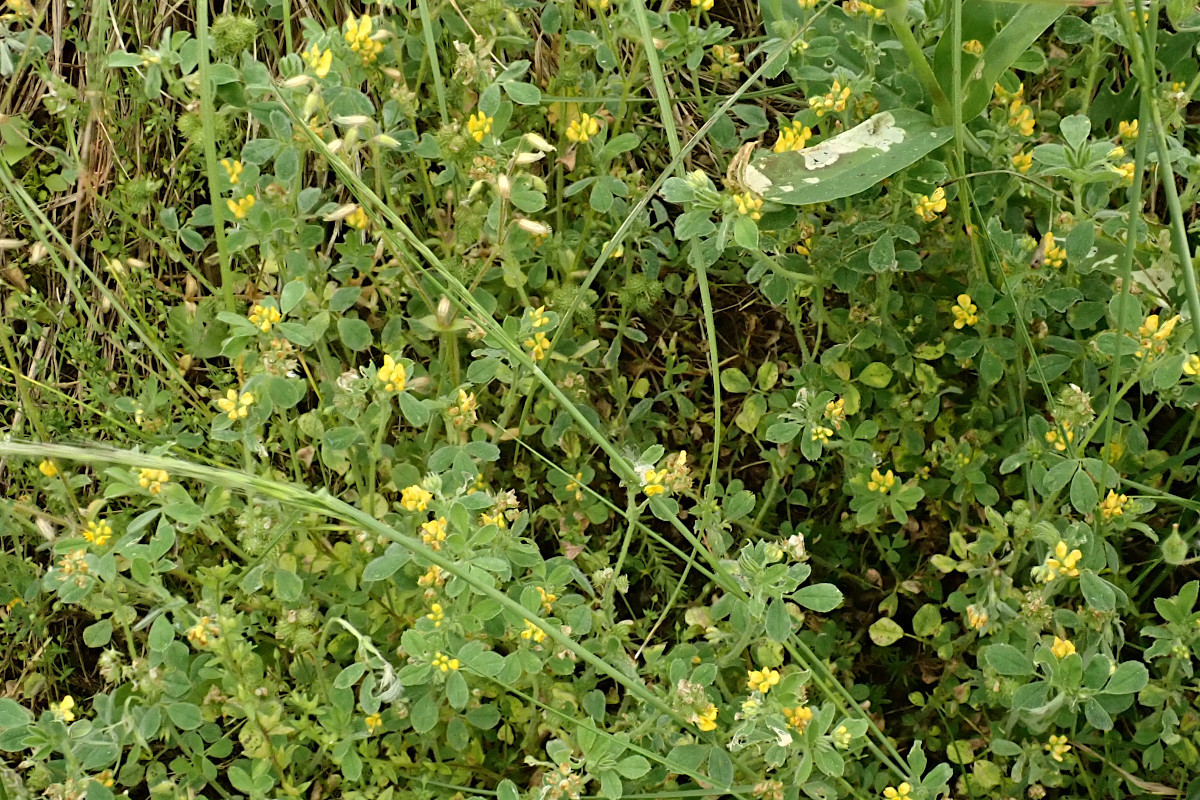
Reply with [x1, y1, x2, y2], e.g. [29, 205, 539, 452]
[216, 388, 254, 420]
[747, 665, 780, 694]
[377, 355, 406, 392]
[1136, 313, 1180, 358]
[38, 459, 58, 477]
[467, 111, 493, 143]
[843, 0, 884, 20]
[691, 0, 714, 10]
[1012, 150, 1033, 173]
[345, 206, 370, 230]
[186, 616, 220, 648]
[84, 519, 113, 547]
[302, 44, 332, 78]
[58, 549, 89, 576]
[365, 712, 383, 732]
[824, 397, 846, 429]
[810, 80, 852, 117]
[529, 306, 551, 328]
[867, 468, 896, 494]
[567, 113, 601, 143]
[1099, 490, 1129, 520]
[783, 705, 813, 731]
[418, 564, 444, 587]
[1118, 119, 1138, 140]
[1045, 733, 1071, 762]
[966, 604, 988, 630]
[694, 703, 719, 731]
[883, 783, 911, 800]
[774, 120, 813, 153]
[426, 602, 445, 627]
[526, 331, 551, 361]
[832, 724, 852, 748]
[812, 425, 834, 444]
[138, 468, 170, 494]
[914, 186, 946, 221]
[421, 517, 448, 550]
[520, 619, 546, 643]
[642, 467, 668, 497]
[227, 194, 255, 219]
[50, 696, 76, 722]
[951, 294, 978, 329]
[402, 485, 433, 511]
[1050, 636, 1076, 659]
[220, 158, 243, 184]
[1008, 100, 1035, 136]
[1044, 420, 1074, 451]
[734, 191, 763, 220]
[962, 39, 983, 56]
[537, 586, 557, 613]
[1184, 354, 1200, 377]
[1111, 161, 1135, 184]
[1042, 232, 1065, 268]
[432, 652, 460, 672]
[344, 14, 383, 64]
[1041, 540, 1082, 581]
[249, 303, 281, 332]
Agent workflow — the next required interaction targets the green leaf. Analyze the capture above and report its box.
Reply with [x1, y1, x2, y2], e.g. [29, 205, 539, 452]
[912, 604, 942, 638]
[1069, 468, 1098, 515]
[858, 362, 894, 388]
[869, 617, 904, 646]
[0, 699, 31, 729]
[446, 670, 469, 710]
[410, 693, 439, 733]
[398, 392, 431, 426]
[615, 755, 650, 779]
[502, 81, 541, 105]
[931, 3, 1065, 123]
[1084, 697, 1113, 730]
[982, 643, 1033, 676]
[83, 620, 113, 647]
[166, 702, 203, 730]
[765, 421, 801, 443]
[1079, 571, 1116, 612]
[337, 318, 372, 351]
[743, 109, 953, 206]
[363, 548, 410, 582]
[795, 584, 843, 613]
[720, 367, 753, 393]
[706, 746, 733, 789]
[1103, 661, 1148, 695]
[766, 598, 791, 642]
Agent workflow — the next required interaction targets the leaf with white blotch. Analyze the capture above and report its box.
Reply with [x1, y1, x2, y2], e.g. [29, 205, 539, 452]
[741, 109, 952, 206]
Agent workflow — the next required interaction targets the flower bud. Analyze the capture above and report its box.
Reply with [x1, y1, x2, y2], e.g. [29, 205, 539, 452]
[281, 75, 312, 89]
[517, 218, 552, 236]
[496, 174, 511, 199]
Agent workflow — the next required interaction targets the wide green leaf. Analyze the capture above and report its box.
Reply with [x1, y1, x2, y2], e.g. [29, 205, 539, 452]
[742, 109, 952, 206]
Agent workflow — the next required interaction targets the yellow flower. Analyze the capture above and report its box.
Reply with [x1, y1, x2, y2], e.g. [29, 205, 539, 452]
[1183, 354, 1200, 376]
[642, 468, 668, 498]
[962, 39, 983, 56]
[1099, 490, 1129, 521]
[1008, 100, 1035, 137]
[529, 306, 551, 328]
[1012, 150, 1033, 173]
[520, 619, 546, 643]
[810, 80, 852, 117]
[345, 206, 370, 230]
[401, 484, 433, 512]
[774, 120, 814, 153]
[138, 468, 170, 494]
[377, 354, 406, 392]
[1042, 232, 1065, 268]
[526, 331, 551, 361]
[1045, 733, 1071, 762]
[421, 517, 448, 550]
[84, 519, 113, 547]
[1118, 119, 1139, 140]
[220, 158, 243, 184]
[883, 783, 912, 800]
[248, 303, 281, 332]
[186, 616, 218, 648]
[843, 0, 885, 20]
[993, 82, 1024, 102]
[432, 652, 460, 672]
[49, 695, 76, 722]
[227, 194, 256, 220]
[93, 770, 115, 788]
[426, 602, 445, 627]
[747, 666, 781, 694]
[1112, 161, 1135, 184]
[691, 0, 714, 10]
[951, 294, 979, 329]
[58, 549, 89, 576]
[824, 397, 846, 428]
[302, 44, 333, 78]
[1050, 636, 1076, 659]
[418, 564, 444, 587]
[832, 724, 852, 748]
[915, 186, 947, 221]
[966, 605, 988, 630]
[783, 705, 814, 731]
[467, 111, 493, 143]
[216, 389, 254, 420]
[1042, 540, 1082, 580]
[734, 191, 764, 220]
[537, 586, 558, 612]
[867, 468, 896, 494]
[566, 113, 601, 143]
[1044, 421, 1074, 452]
[795, 237, 812, 256]
[344, 14, 383, 63]
[812, 425, 834, 444]
[365, 712, 383, 732]
[694, 703, 719, 731]
[38, 459, 58, 477]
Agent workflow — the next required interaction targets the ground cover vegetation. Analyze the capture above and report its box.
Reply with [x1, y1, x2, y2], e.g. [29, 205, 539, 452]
[1, 0, 1200, 798]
